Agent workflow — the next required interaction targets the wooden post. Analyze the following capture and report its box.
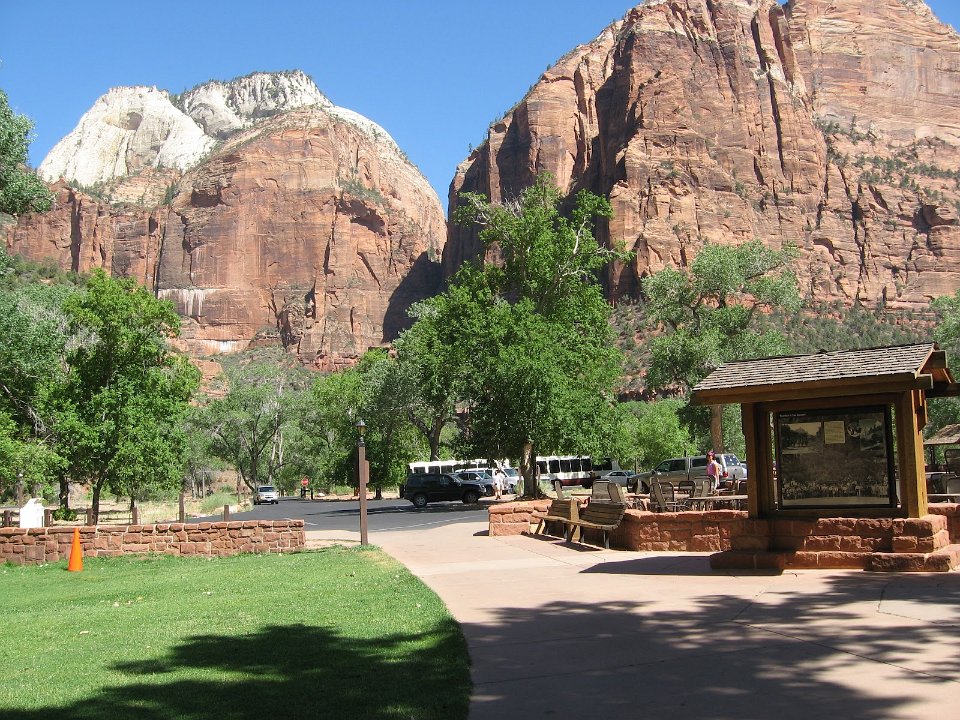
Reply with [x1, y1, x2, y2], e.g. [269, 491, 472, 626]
[741, 402, 760, 518]
[43, 508, 52, 527]
[131, 506, 139, 525]
[178, 491, 186, 523]
[223, 505, 230, 521]
[2, 510, 11, 527]
[896, 389, 928, 517]
[86, 508, 94, 526]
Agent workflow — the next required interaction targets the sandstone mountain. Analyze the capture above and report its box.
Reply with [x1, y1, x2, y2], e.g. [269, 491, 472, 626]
[10, 72, 445, 369]
[447, 0, 960, 311]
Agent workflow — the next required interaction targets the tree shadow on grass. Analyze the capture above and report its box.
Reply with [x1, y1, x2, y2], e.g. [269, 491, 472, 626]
[0, 622, 469, 720]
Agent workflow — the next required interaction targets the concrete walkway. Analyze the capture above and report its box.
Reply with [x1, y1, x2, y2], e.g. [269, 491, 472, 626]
[307, 519, 960, 719]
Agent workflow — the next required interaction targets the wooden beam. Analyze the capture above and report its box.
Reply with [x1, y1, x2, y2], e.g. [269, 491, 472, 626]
[693, 376, 932, 406]
[895, 390, 927, 517]
[741, 403, 760, 518]
[925, 383, 960, 398]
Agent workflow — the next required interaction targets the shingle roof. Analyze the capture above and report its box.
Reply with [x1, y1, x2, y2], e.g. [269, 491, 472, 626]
[693, 344, 936, 394]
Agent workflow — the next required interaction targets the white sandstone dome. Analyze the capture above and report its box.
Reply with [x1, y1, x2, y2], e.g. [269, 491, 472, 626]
[39, 86, 214, 187]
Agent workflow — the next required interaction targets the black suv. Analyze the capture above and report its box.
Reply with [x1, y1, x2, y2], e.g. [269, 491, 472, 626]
[400, 472, 492, 508]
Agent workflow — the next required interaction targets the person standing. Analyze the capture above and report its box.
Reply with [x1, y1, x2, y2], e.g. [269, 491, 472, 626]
[493, 468, 506, 500]
[706, 451, 722, 492]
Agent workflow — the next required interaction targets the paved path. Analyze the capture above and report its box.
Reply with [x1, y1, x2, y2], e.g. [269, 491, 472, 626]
[308, 519, 960, 719]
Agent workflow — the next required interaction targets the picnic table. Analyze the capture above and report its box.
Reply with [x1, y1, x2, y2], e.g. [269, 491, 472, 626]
[928, 493, 960, 503]
[686, 494, 748, 510]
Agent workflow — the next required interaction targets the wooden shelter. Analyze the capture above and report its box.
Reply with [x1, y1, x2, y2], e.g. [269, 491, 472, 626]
[691, 344, 957, 520]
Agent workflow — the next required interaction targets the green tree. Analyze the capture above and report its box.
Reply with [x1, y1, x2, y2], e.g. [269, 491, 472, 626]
[305, 350, 424, 498]
[393, 301, 461, 460]
[933, 290, 960, 365]
[642, 239, 800, 450]
[0, 249, 74, 502]
[625, 399, 695, 471]
[450, 174, 629, 496]
[930, 291, 960, 436]
[0, 89, 53, 216]
[199, 353, 309, 494]
[56, 271, 199, 522]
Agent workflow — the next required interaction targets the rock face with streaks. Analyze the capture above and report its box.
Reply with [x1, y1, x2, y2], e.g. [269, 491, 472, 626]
[448, 0, 960, 310]
[10, 72, 445, 368]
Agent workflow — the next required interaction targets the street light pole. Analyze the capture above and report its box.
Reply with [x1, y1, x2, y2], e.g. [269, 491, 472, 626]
[356, 419, 369, 546]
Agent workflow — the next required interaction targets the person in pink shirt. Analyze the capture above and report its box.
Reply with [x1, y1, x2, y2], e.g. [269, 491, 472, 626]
[706, 450, 723, 492]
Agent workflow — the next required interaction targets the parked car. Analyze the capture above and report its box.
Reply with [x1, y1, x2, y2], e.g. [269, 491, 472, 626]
[583, 469, 636, 489]
[454, 470, 496, 495]
[634, 454, 746, 492]
[254, 485, 279, 505]
[400, 472, 493, 508]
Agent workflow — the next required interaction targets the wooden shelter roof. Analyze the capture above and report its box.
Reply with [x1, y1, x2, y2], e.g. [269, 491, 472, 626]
[691, 344, 956, 405]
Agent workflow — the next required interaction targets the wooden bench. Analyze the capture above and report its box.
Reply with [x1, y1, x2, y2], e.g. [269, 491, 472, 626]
[562, 502, 626, 549]
[531, 498, 580, 537]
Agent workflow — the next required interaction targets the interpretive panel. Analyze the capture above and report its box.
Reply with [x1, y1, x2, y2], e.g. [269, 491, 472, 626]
[775, 406, 896, 508]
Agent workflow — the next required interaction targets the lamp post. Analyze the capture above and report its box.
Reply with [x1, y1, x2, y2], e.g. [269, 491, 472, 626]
[356, 419, 369, 546]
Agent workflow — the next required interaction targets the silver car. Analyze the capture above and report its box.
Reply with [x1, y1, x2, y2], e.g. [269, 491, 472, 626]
[254, 485, 279, 505]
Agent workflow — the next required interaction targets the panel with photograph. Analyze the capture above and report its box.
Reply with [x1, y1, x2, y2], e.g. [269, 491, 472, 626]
[776, 406, 895, 508]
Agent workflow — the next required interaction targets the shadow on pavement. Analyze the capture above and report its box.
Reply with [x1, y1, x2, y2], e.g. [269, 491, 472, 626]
[464, 573, 960, 719]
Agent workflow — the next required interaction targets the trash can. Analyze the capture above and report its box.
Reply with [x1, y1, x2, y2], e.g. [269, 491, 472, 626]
[19, 498, 44, 528]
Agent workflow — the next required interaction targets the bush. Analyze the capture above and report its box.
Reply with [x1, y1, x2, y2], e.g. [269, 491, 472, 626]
[51, 507, 77, 522]
[199, 491, 239, 514]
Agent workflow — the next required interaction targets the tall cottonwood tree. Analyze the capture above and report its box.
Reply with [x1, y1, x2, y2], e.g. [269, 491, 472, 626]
[199, 353, 309, 493]
[306, 350, 424, 497]
[56, 271, 199, 521]
[642, 239, 800, 450]
[449, 174, 629, 496]
[393, 301, 461, 460]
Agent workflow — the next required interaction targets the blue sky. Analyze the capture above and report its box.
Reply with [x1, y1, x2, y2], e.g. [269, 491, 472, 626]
[2, 0, 958, 207]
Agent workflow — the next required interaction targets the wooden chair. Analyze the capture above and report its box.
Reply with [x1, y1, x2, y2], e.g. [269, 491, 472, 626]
[649, 481, 685, 512]
[946, 476, 960, 501]
[693, 476, 715, 496]
[687, 477, 714, 510]
[591, 481, 612, 502]
[677, 479, 696, 501]
[733, 479, 748, 509]
[607, 482, 627, 503]
[591, 480, 626, 504]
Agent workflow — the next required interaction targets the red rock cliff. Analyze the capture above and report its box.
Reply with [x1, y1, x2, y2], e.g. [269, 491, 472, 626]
[8, 105, 445, 370]
[447, 0, 960, 310]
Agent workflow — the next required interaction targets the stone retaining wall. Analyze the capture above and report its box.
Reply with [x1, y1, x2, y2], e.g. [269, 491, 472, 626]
[489, 501, 960, 571]
[0, 520, 305, 565]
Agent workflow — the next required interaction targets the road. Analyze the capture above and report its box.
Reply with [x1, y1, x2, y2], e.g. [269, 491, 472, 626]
[197, 495, 495, 535]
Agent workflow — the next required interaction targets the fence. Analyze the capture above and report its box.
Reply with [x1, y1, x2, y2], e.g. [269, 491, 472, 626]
[1, 504, 241, 528]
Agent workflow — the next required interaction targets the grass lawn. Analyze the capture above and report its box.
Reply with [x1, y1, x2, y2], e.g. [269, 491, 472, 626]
[0, 548, 471, 719]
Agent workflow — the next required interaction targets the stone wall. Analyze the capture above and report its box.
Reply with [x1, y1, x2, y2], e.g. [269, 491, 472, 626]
[0, 520, 304, 566]
[489, 501, 960, 571]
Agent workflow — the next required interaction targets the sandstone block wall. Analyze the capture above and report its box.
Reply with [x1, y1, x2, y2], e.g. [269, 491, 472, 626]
[489, 501, 960, 571]
[0, 520, 305, 566]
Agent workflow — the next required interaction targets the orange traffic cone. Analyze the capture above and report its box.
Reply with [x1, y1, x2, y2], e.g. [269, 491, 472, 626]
[67, 527, 83, 572]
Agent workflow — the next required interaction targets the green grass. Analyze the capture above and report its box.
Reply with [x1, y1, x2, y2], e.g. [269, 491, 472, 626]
[0, 549, 470, 719]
